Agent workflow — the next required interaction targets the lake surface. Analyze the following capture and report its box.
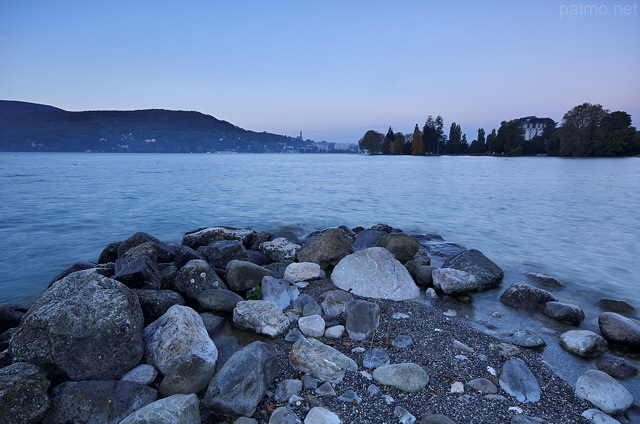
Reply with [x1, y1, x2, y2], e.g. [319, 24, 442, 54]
[2, 152, 640, 401]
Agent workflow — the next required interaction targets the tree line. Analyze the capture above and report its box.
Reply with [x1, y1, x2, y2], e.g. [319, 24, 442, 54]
[358, 103, 640, 157]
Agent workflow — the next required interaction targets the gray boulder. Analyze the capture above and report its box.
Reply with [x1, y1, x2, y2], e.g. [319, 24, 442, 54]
[121, 364, 158, 386]
[120, 393, 200, 424]
[0, 362, 50, 424]
[233, 300, 290, 337]
[576, 369, 633, 415]
[49, 261, 97, 286]
[599, 312, 640, 348]
[297, 228, 354, 269]
[225, 260, 274, 292]
[262, 276, 299, 310]
[442, 249, 503, 290]
[0, 303, 26, 333]
[353, 229, 386, 250]
[259, 237, 302, 262]
[114, 256, 161, 289]
[432, 268, 478, 294]
[321, 290, 354, 317]
[289, 337, 357, 383]
[174, 245, 205, 268]
[372, 363, 430, 393]
[10, 271, 144, 380]
[158, 354, 217, 397]
[284, 262, 324, 282]
[274, 379, 303, 403]
[98, 241, 121, 263]
[182, 226, 256, 249]
[466, 377, 497, 394]
[204, 341, 277, 417]
[117, 232, 176, 262]
[500, 282, 559, 310]
[596, 354, 639, 379]
[559, 330, 608, 358]
[198, 240, 248, 269]
[173, 259, 226, 300]
[271, 231, 302, 245]
[331, 247, 420, 301]
[414, 265, 436, 287]
[298, 315, 326, 338]
[499, 358, 541, 402]
[543, 301, 585, 325]
[197, 288, 243, 312]
[44, 380, 157, 424]
[270, 406, 302, 424]
[143, 305, 218, 378]
[344, 299, 380, 341]
[133, 289, 185, 322]
[376, 233, 420, 263]
[304, 407, 342, 424]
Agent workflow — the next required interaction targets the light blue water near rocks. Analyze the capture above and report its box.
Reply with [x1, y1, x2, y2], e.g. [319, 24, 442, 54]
[1, 152, 639, 401]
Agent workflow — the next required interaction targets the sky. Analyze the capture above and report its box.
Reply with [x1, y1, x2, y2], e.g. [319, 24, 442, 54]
[1, 0, 638, 143]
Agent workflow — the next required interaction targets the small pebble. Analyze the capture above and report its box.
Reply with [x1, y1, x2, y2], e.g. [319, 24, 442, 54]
[351, 347, 366, 353]
[383, 395, 395, 404]
[315, 382, 336, 396]
[487, 366, 497, 376]
[394, 406, 416, 424]
[367, 384, 380, 396]
[444, 309, 458, 317]
[359, 370, 373, 380]
[508, 406, 524, 414]
[393, 312, 410, 319]
[452, 339, 474, 352]
[338, 390, 361, 404]
[295, 281, 309, 289]
[451, 381, 464, 393]
[454, 354, 469, 361]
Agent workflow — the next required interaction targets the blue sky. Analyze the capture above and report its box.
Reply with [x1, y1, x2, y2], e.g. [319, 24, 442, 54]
[1, 1, 638, 143]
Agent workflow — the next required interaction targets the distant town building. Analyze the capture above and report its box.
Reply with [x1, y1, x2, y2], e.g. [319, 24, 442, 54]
[519, 116, 555, 141]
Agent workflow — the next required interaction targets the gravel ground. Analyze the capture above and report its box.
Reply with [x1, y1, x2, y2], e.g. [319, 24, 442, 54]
[203, 278, 595, 424]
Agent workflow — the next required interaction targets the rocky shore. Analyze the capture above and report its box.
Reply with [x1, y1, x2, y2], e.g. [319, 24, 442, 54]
[1, 224, 638, 424]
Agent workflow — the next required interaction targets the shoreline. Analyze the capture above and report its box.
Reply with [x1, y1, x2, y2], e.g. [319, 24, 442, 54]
[1, 224, 638, 423]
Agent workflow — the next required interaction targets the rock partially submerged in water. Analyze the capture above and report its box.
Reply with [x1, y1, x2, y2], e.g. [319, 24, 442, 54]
[500, 282, 558, 310]
[442, 249, 504, 291]
[598, 312, 640, 348]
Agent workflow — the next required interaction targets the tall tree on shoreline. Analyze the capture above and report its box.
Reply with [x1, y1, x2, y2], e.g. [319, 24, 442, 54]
[391, 131, 405, 155]
[411, 124, 424, 155]
[358, 130, 384, 154]
[381, 127, 394, 155]
[423, 116, 436, 155]
[435, 115, 444, 155]
[469, 128, 487, 154]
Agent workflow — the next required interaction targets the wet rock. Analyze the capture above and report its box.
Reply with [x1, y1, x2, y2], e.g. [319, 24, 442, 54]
[298, 315, 325, 338]
[49, 261, 98, 286]
[98, 241, 121, 263]
[117, 232, 176, 262]
[598, 298, 637, 313]
[304, 407, 342, 424]
[199, 313, 226, 338]
[259, 237, 302, 262]
[331, 247, 420, 301]
[233, 300, 290, 337]
[576, 369, 633, 415]
[133, 289, 185, 321]
[596, 354, 639, 379]
[204, 341, 277, 417]
[173, 259, 225, 299]
[0, 303, 26, 333]
[511, 329, 546, 348]
[270, 406, 302, 424]
[10, 272, 144, 380]
[466, 377, 497, 394]
[376, 233, 420, 263]
[174, 245, 205, 268]
[197, 288, 243, 312]
[544, 301, 585, 325]
[432, 268, 478, 294]
[559, 330, 608, 358]
[599, 312, 640, 348]
[274, 379, 303, 403]
[121, 364, 158, 386]
[182, 226, 256, 249]
[414, 265, 436, 287]
[225, 260, 274, 292]
[246, 249, 272, 266]
[500, 282, 559, 310]
[44, 380, 157, 424]
[158, 263, 177, 289]
[499, 358, 541, 402]
[363, 348, 390, 369]
[289, 337, 357, 383]
[525, 272, 565, 287]
[114, 256, 161, 289]
[345, 299, 380, 341]
[297, 228, 354, 269]
[372, 363, 429, 393]
[262, 276, 299, 310]
[418, 415, 457, 424]
[284, 262, 324, 282]
[321, 290, 354, 317]
[143, 305, 218, 382]
[120, 393, 201, 424]
[0, 362, 50, 424]
[353, 229, 386, 251]
[199, 240, 248, 269]
[442, 249, 503, 290]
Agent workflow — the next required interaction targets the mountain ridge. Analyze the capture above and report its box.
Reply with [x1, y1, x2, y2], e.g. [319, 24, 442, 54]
[0, 101, 304, 153]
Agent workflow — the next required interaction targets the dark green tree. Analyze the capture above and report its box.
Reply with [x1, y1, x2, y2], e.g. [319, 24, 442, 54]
[358, 130, 384, 154]
[411, 124, 424, 155]
[494, 120, 525, 155]
[381, 127, 394, 155]
[469, 128, 486, 154]
[423, 116, 437, 154]
[558, 103, 609, 156]
[486, 129, 497, 154]
[598, 111, 637, 156]
[391, 132, 405, 155]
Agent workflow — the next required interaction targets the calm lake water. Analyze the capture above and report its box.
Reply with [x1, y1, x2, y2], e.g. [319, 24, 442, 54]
[2, 152, 640, 401]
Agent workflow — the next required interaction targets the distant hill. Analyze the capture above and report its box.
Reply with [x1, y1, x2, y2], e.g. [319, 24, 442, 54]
[0, 101, 304, 153]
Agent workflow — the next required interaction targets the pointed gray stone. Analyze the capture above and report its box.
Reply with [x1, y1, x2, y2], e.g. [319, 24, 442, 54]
[269, 406, 302, 424]
[345, 299, 380, 341]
